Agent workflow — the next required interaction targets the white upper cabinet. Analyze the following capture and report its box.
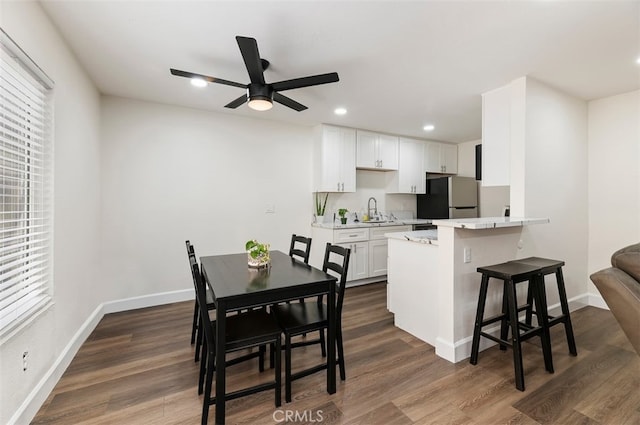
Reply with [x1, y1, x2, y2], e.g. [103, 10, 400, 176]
[313, 125, 356, 192]
[356, 130, 399, 170]
[424, 141, 458, 174]
[386, 137, 425, 194]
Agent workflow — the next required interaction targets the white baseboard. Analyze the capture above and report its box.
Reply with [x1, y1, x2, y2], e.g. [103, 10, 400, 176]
[587, 292, 608, 310]
[11, 289, 194, 425]
[102, 289, 194, 314]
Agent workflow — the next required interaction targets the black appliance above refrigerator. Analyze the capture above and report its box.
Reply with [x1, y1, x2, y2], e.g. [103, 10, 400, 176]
[417, 176, 478, 219]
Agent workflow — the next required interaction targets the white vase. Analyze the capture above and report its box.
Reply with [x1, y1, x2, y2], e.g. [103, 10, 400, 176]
[316, 215, 325, 224]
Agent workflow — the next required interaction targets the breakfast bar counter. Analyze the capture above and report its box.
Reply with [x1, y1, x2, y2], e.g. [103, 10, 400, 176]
[385, 217, 549, 363]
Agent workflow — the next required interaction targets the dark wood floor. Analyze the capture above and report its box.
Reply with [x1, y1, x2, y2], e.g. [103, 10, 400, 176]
[33, 282, 640, 424]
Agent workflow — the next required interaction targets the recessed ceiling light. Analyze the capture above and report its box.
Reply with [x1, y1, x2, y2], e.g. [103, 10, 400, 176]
[190, 78, 207, 88]
[636, 57, 640, 65]
[334, 107, 347, 115]
[423, 124, 435, 131]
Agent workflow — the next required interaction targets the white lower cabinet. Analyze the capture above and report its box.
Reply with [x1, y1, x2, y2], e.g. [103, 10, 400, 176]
[368, 239, 388, 277]
[310, 225, 412, 284]
[338, 241, 369, 281]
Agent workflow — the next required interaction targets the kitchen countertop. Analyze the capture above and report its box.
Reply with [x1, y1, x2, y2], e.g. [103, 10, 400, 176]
[312, 219, 432, 229]
[431, 216, 549, 229]
[385, 229, 439, 245]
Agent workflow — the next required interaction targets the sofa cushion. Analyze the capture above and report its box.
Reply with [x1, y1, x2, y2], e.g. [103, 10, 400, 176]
[611, 243, 640, 282]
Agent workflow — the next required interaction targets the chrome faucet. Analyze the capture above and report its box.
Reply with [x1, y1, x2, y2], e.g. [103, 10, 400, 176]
[367, 197, 378, 219]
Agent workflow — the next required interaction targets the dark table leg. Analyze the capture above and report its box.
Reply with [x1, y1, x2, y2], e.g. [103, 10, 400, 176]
[215, 302, 227, 425]
[327, 280, 336, 394]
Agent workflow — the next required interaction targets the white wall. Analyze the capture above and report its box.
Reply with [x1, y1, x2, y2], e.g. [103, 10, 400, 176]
[319, 169, 416, 222]
[0, 3, 102, 424]
[518, 77, 589, 306]
[99, 97, 316, 299]
[587, 90, 640, 290]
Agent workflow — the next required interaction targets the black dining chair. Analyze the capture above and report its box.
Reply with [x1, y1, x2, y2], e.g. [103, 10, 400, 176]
[186, 240, 215, 362]
[289, 234, 312, 264]
[190, 256, 282, 424]
[271, 242, 350, 403]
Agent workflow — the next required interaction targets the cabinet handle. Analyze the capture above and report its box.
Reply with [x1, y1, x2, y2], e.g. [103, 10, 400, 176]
[337, 182, 340, 191]
[341, 182, 344, 191]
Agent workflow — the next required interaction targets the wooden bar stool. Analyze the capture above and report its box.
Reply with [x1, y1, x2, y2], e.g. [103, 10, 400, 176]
[470, 261, 554, 391]
[512, 257, 577, 356]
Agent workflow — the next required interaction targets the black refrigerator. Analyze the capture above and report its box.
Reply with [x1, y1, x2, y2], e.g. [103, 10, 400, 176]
[417, 176, 478, 219]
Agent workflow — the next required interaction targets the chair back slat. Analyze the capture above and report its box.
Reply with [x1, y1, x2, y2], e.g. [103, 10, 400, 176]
[289, 234, 312, 264]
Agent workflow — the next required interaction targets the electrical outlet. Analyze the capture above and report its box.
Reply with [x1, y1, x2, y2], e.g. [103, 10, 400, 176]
[22, 351, 28, 371]
[265, 203, 275, 214]
[463, 247, 472, 263]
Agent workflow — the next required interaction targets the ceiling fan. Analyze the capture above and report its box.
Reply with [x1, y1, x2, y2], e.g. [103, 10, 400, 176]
[170, 36, 339, 112]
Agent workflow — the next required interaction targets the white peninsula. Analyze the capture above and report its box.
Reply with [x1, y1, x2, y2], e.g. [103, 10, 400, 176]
[385, 217, 549, 363]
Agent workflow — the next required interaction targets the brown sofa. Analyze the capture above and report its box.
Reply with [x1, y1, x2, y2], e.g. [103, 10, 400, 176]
[590, 243, 640, 355]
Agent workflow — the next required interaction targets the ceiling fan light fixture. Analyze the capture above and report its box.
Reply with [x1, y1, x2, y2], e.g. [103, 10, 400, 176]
[247, 83, 274, 111]
[190, 78, 207, 88]
[248, 97, 273, 111]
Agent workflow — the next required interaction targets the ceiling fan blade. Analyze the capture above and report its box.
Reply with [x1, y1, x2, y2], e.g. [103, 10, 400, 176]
[170, 68, 247, 89]
[271, 72, 339, 92]
[224, 94, 248, 109]
[236, 36, 265, 85]
[273, 92, 307, 112]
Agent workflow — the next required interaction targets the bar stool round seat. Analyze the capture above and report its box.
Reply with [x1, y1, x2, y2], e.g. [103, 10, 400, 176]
[510, 257, 577, 356]
[470, 261, 554, 391]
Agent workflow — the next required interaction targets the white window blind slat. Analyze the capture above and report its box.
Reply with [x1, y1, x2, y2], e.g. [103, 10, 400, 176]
[0, 271, 47, 307]
[0, 28, 53, 339]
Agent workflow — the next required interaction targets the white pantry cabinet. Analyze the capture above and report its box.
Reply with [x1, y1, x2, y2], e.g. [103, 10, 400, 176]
[424, 141, 458, 174]
[386, 137, 425, 194]
[313, 125, 356, 192]
[356, 130, 399, 170]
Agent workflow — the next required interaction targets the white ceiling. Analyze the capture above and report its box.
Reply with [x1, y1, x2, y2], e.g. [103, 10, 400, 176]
[39, 0, 640, 143]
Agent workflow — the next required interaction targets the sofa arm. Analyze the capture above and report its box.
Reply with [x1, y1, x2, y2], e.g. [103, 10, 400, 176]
[590, 267, 640, 355]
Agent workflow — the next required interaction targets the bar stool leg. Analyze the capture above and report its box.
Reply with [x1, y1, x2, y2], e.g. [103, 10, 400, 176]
[556, 268, 578, 356]
[505, 279, 525, 391]
[499, 280, 509, 351]
[525, 280, 534, 326]
[532, 274, 554, 373]
[470, 274, 490, 365]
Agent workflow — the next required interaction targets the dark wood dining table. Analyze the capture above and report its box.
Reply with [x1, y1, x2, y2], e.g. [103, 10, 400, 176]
[200, 250, 338, 425]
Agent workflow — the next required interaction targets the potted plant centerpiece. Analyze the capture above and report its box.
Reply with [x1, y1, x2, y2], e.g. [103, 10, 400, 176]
[315, 192, 328, 223]
[245, 239, 271, 268]
[338, 208, 348, 225]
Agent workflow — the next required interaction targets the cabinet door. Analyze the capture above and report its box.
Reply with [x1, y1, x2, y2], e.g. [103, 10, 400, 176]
[315, 125, 356, 192]
[441, 144, 458, 174]
[377, 134, 398, 170]
[338, 242, 368, 281]
[368, 239, 388, 277]
[424, 141, 441, 173]
[356, 130, 377, 169]
[339, 128, 357, 192]
[388, 138, 424, 193]
[350, 242, 369, 280]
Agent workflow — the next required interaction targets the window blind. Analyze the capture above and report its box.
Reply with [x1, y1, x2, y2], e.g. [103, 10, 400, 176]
[0, 29, 54, 338]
